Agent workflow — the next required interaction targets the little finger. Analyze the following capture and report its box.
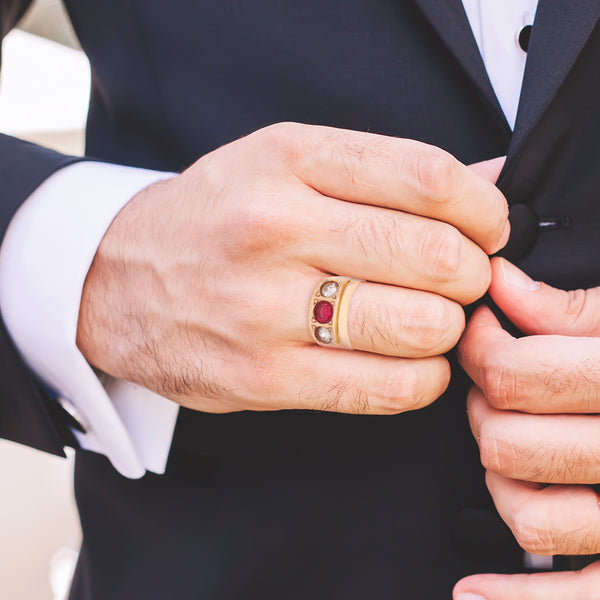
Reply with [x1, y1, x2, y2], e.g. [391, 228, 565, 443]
[218, 345, 451, 415]
[486, 470, 600, 556]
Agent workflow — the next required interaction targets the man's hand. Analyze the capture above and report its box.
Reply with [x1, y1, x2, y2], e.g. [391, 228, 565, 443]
[77, 122, 508, 415]
[459, 257, 600, 556]
[454, 561, 600, 600]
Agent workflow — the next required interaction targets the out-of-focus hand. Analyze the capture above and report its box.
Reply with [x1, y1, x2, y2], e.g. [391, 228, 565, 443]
[454, 560, 600, 600]
[459, 256, 600, 558]
[77, 122, 508, 415]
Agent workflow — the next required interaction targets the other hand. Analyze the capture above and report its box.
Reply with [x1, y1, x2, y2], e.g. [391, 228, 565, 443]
[459, 256, 600, 557]
[78, 122, 508, 414]
[454, 560, 600, 600]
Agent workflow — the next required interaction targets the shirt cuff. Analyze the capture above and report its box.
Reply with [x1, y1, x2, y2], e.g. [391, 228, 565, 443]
[0, 161, 180, 478]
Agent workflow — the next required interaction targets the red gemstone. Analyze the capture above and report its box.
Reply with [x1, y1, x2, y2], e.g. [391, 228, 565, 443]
[314, 301, 334, 324]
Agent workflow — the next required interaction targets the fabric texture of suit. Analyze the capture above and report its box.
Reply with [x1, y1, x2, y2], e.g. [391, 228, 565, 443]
[1, 0, 600, 597]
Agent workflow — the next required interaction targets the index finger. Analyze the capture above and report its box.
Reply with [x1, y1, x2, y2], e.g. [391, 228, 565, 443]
[288, 123, 509, 254]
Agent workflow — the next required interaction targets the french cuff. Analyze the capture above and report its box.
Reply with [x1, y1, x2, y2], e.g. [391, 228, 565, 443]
[0, 161, 179, 478]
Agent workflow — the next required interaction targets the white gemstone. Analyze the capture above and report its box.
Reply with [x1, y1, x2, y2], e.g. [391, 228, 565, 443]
[315, 327, 333, 344]
[320, 281, 339, 298]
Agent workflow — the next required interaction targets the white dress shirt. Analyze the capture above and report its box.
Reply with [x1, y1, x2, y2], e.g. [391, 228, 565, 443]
[0, 0, 540, 478]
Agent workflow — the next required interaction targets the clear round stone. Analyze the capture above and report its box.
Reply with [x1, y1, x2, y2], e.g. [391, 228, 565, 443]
[320, 281, 339, 298]
[315, 327, 333, 344]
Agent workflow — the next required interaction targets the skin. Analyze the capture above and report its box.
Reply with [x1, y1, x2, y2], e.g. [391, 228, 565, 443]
[76, 120, 600, 596]
[76, 122, 508, 416]
[454, 257, 600, 599]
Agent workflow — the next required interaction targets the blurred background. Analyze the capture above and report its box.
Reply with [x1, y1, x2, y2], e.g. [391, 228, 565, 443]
[0, 1, 89, 598]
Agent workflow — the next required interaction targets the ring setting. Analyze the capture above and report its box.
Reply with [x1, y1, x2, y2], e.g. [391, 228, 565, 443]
[309, 277, 362, 349]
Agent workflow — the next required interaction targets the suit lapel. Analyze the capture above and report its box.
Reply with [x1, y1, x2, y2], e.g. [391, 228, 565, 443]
[508, 1, 600, 158]
[412, 0, 509, 132]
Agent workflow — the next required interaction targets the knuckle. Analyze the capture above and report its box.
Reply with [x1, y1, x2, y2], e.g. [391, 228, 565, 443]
[513, 516, 555, 555]
[369, 367, 421, 414]
[478, 426, 518, 475]
[512, 503, 556, 555]
[563, 288, 599, 332]
[480, 357, 519, 410]
[255, 121, 302, 162]
[225, 200, 295, 257]
[229, 204, 273, 250]
[419, 224, 462, 281]
[565, 288, 587, 317]
[414, 150, 459, 200]
[411, 299, 456, 354]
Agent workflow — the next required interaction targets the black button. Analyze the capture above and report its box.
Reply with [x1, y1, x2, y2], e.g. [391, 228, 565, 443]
[518, 24, 532, 52]
[495, 203, 538, 262]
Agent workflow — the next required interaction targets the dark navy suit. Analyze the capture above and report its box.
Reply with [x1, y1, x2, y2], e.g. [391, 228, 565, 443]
[1, 1, 600, 597]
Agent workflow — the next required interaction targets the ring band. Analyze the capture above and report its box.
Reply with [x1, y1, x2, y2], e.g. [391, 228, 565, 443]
[308, 277, 363, 349]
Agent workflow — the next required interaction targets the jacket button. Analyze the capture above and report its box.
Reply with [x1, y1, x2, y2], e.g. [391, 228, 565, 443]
[496, 203, 538, 262]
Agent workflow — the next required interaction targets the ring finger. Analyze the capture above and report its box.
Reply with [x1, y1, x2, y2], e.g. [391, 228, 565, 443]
[291, 275, 465, 357]
[468, 387, 600, 484]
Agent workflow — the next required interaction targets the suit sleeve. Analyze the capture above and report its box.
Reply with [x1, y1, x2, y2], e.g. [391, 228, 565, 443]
[0, 0, 85, 455]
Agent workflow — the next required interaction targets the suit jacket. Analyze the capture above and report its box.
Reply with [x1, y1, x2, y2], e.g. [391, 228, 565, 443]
[1, 1, 600, 598]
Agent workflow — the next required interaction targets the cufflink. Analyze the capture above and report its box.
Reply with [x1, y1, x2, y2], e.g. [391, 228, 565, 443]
[57, 397, 88, 433]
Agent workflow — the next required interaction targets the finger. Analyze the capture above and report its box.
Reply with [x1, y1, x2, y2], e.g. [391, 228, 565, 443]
[297, 277, 465, 357]
[459, 306, 600, 413]
[454, 561, 600, 600]
[288, 124, 509, 254]
[467, 156, 506, 182]
[485, 471, 600, 556]
[489, 257, 600, 336]
[308, 197, 492, 305]
[207, 344, 451, 415]
[468, 387, 600, 484]
[342, 281, 465, 357]
[229, 271, 464, 360]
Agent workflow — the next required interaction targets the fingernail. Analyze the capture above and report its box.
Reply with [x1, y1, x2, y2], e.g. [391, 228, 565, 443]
[456, 593, 489, 600]
[498, 257, 540, 291]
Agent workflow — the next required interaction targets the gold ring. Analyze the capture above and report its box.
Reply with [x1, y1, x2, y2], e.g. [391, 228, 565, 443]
[308, 277, 363, 349]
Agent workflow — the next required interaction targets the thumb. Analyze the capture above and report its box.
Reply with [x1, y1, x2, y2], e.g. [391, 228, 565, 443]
[468, 156, 506, 184]
[453, 561, 600, 600]
[488, 257, 600, 336]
